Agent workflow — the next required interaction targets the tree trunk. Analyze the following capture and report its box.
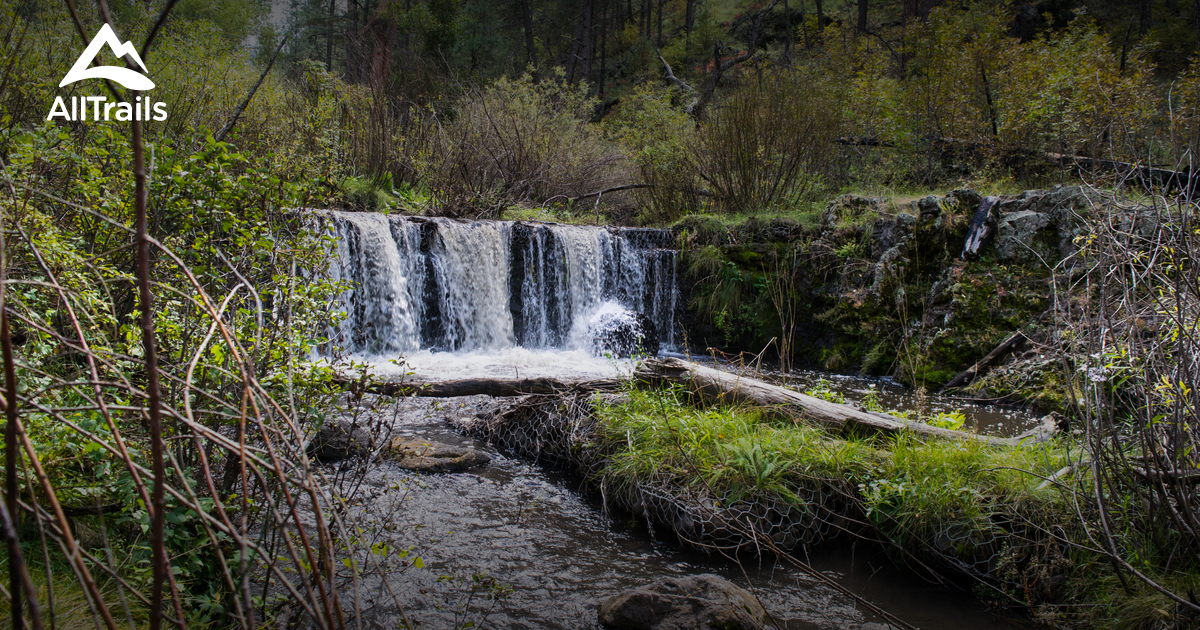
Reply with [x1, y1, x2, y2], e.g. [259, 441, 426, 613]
[784, 0, 792, 58]
[1140, 0, 1152, 34]
[633, 359, 1058, 446]
[685, 0, 696, 41]
[656, 0, 664, 46]
[582, 0, 595, 81]
[599, 0, 608, 94]
[336, 375, 624, 397]
[566, 0, 593, 82]
[523, 0, 537, 72]
[346, 0, 361, 81]
[326, 0, 336, 70]
[858, 0, 868, 33]
[815, 0, 824, 31]
[367, 0, 394, 91]
[799, 0, 811, 49]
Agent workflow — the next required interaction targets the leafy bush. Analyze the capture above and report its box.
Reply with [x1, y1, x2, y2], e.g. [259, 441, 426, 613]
[606, 84, 700, 222]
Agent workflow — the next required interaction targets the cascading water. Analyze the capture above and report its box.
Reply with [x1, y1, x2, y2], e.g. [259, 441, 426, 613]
[320, 211, 679, 370]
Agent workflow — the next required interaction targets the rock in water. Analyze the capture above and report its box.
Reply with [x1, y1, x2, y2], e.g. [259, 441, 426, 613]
[588, 306, 660, 357]
[598, 574, 766, 630]
[387, 437, 490, 473]
[308, 421, 373, 461]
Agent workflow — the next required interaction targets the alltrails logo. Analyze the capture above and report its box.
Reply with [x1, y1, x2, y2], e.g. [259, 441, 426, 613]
[47, 24, 167, 122]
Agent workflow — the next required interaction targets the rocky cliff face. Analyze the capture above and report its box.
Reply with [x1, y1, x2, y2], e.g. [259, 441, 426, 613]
[679, 186, 1091, 409]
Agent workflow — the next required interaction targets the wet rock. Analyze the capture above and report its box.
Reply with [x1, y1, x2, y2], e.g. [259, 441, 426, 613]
[308, 421, 373, 461]
[588, 307, 660, 357]
[598, 573, 765, 630]
[386, 437, 490, 473]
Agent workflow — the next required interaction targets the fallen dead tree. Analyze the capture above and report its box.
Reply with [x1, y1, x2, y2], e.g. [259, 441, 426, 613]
[334, 374, 624, 397]
[634, 358, 1058, 446]
[341, 357, 1058, 445]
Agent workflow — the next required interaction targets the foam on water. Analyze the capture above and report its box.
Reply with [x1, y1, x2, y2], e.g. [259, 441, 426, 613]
[366, 347, 634, 381]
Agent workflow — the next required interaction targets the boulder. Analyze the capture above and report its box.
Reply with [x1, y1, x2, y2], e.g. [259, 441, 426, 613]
[588, 307, 660, 357]
[995, 210, 1053, 262]
[386, 437, 490, 473]
[308, 421, 373, 461]
[598, 574, 765, 630]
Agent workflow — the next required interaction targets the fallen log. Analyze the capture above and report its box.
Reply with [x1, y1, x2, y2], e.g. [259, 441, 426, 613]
[337, 358, 1057, 445]
[334, 374, 623, 398]
[633, 357, 1057, 446]
[939, 330, 1027, 392]
[1046, 152, 1193, 195]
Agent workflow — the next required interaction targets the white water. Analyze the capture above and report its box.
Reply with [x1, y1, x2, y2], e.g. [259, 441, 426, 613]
[318, 212, 678, 378]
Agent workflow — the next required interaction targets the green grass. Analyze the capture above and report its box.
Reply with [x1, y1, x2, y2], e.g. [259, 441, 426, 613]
[594, 387, 1072, 542]
[1, 550, 152, 629]
[502, 203, 607, 225]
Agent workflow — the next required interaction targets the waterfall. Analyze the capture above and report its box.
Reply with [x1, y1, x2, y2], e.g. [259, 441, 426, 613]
[320, 211, 679, 358]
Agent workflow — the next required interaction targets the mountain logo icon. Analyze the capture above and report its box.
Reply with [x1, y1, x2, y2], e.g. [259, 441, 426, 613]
[60, 24, 154, 91]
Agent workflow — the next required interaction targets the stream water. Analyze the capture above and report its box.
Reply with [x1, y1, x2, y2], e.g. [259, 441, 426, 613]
[342, 395, 1026, 630]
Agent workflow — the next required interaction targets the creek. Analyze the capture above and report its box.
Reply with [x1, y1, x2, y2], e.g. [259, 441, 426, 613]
[344, 394, 1026, 630]
[320, 213, 1034, 628]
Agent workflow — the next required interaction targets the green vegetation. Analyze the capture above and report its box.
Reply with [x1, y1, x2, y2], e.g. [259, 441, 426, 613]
[592, 385, 1197, 629]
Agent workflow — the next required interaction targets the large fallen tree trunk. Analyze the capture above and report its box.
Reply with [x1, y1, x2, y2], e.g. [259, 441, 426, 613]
[634, 358, 1057, 446]
[335, 374, 624, 397]
[340, 358, 1057, 445]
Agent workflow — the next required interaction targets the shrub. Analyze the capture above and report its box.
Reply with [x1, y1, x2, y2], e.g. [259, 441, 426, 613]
[420, 71, 629, 210]
[605, 84, 700, 223]
[694, 69, 841, 216]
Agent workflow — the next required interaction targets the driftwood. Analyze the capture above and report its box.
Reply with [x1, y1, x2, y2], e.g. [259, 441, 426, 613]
[1036, 459, 1089, 490]
[635, 358, 1057, 446]
[940, 330, 1028, 392]
[336, 375, 623, 398]
[341, 358, 1057, 446]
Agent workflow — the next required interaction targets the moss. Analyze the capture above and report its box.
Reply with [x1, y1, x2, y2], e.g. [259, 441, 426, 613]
[682, 189, 1059, 395]
[723, 245, 766, 269]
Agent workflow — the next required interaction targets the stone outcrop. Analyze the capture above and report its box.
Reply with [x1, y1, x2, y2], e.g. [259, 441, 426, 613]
[598, 573, 765, 630]
[680, 185, 1093, 393]
[386, 437, 490, 472]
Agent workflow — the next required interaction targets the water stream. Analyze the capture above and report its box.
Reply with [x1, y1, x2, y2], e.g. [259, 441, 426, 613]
[343, 396, 1024, 630]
